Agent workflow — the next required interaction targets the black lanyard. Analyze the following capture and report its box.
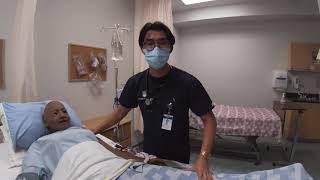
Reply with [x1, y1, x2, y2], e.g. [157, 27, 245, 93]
[145, 65, 172, 97]
[143, 67, 175, 114]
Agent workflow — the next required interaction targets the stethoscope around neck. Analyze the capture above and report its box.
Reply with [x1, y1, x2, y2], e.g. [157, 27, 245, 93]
[141, 69, 153, 107]
[143, 66, 170, 106]
[141, 67, 175, 114]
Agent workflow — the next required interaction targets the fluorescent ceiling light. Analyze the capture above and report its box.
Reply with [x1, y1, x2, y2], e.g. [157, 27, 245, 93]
[181, 0, 215, 5]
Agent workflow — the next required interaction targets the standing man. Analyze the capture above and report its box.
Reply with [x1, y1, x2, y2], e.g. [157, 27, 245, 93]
[94, 21, 216, 180]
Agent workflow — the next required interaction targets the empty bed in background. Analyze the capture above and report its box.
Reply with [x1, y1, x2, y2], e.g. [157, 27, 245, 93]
[189, 104, 282, 164]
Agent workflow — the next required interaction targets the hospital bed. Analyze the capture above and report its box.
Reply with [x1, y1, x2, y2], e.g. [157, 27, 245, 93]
[0, 138, 314, 180]
[0, 102, 313, 180]
[0, 132, 314, 180]
[189, 104, 282, 164]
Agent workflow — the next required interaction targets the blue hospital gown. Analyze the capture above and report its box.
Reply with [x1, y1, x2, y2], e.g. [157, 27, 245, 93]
[21, 127, 97, 180]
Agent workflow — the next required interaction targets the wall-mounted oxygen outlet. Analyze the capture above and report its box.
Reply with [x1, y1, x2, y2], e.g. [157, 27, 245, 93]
[292, 76, 299, 89]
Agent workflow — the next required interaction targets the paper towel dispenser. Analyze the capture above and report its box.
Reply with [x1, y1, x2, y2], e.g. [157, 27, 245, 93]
[272, 70, 288, 90]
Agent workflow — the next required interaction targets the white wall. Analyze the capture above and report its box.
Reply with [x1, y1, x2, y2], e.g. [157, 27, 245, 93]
[173, 0, 319, 26]
[0, 0, 135, 120]
[175, 19, 320, 108]
[34, 0, 134, 120]
[0, 0, 17, 100]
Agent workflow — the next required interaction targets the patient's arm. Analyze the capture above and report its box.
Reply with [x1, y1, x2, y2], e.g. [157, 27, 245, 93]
[97, 138, 143, 161]
[97, 138, 187, 169]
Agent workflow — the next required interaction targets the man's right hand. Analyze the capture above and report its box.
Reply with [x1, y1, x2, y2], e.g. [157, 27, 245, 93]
[94, 105, 131, 134]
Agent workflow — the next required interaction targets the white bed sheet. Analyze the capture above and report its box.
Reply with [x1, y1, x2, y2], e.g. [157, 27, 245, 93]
[52, 141, 132, 180]
[0, 142, 21, 180]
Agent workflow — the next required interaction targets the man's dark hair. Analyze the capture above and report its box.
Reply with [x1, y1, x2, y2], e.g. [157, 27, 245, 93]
[138, 21, 175, 48]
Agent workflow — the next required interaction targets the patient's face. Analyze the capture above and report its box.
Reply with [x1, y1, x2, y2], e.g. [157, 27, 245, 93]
[43, 101, 71, 132]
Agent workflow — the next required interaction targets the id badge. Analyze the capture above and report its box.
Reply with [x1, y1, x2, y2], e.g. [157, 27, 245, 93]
[161, 114, 173, 131]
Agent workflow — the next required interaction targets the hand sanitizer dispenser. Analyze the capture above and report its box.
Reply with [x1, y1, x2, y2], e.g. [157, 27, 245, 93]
[280, 92, 286, 104]
[272, 70, 288, 90]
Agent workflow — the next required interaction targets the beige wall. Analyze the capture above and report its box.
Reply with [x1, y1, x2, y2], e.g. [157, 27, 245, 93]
[173, 0, 320, 108]
[0, 0, 134, 121]
[34, 0, 134, 121]
[173, 0, 319, 27]
[0, 0, 17, 100]
[175, 19, 320, 108]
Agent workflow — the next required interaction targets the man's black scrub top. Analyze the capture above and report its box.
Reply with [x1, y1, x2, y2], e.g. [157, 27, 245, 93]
[119, 66, 213, 163]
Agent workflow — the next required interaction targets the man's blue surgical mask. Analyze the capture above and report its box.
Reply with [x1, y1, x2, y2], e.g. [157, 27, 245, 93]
[143, 47, 170, 70]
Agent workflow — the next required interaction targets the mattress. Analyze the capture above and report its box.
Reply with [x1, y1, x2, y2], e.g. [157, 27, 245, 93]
[0, 142, 21, 180]
[190, 104, 282, 138]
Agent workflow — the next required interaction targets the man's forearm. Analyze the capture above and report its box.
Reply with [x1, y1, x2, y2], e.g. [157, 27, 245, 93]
[94, 105, 130, 133]
[200, 112, 217, 159]
[94, 112, 121, 133]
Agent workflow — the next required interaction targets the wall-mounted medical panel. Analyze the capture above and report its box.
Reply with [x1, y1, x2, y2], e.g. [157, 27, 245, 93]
[68, 44, 107, 82]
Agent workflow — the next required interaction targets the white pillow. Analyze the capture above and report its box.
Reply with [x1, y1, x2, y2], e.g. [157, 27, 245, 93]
[0, 104, 26, 168]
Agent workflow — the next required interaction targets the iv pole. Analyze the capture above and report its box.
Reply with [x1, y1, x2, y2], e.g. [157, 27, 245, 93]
[100, 24, 130, 108]
[100, 24, 130, 143]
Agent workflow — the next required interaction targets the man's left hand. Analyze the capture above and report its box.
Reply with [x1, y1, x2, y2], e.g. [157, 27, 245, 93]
[81, 124, 88, 129]
[185, 156, 213, 180]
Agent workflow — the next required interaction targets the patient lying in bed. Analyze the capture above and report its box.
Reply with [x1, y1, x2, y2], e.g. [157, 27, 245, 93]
[15, 101, 187, 180]
[15, 101, 99, 180]
[13, 101, 312, 180]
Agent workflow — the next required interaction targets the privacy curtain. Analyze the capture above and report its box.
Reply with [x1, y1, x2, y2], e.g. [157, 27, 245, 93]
[133, 0, 173, 133]
[10, 0, 38, 102]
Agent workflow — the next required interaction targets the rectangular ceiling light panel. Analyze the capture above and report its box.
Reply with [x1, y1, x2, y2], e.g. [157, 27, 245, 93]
[181, 0, 215, 5]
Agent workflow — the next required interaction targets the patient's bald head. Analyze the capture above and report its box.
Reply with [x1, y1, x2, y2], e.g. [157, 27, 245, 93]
[43, 101, 71, 133]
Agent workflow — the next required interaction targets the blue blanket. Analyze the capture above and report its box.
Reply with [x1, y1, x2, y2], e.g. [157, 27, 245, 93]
[118, 163, 313, 180]
[19, 127, 313, 180]
[21, 127, 97, 180]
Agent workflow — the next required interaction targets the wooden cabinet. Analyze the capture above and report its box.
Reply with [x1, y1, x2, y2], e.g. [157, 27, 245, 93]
[83, 115, 131, 147]
[284, 103, 320, 140]
[288, 42, 320, 71]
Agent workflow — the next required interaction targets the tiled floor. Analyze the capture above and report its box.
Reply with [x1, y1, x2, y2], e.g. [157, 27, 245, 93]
[190, 136, 320, 179]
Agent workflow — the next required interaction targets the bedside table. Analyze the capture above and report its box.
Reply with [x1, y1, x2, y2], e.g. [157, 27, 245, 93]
[83, 115, 131, 147]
